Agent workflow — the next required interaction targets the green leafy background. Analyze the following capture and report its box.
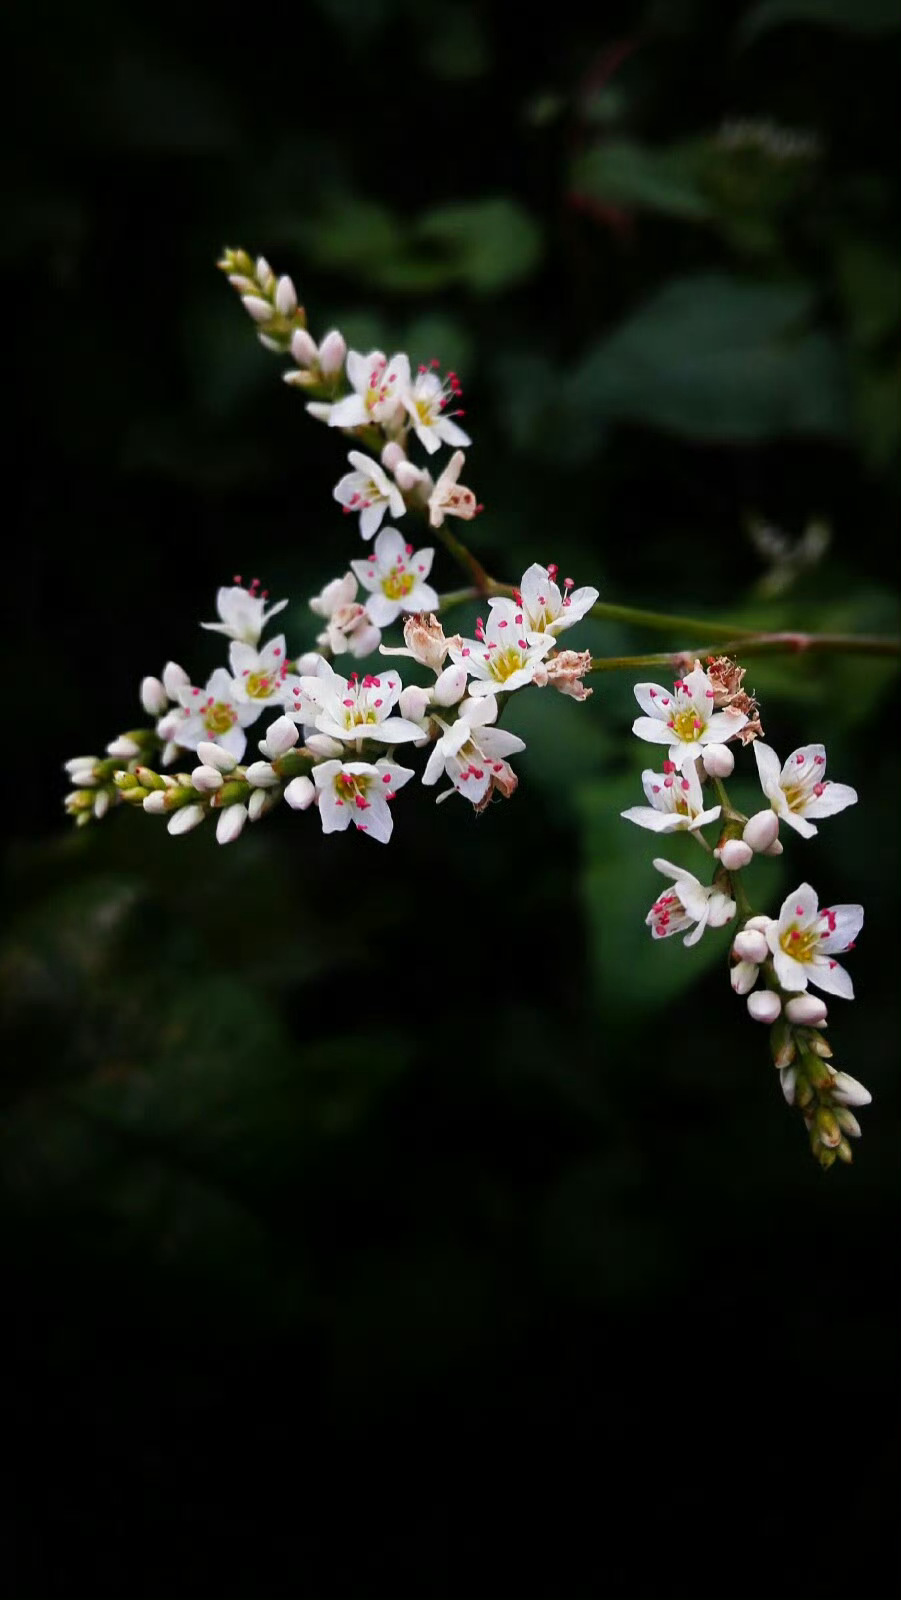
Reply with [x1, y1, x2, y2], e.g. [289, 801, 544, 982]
[5, 1, 900, 1595]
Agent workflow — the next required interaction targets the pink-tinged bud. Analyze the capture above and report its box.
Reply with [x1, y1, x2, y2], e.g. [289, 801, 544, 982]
[834, 1106, 861, 1138]
[258, 333, 282, 353]
[395, 461, 429, 492]
[399, 685, 432, 721]
[318, 329, 346, 375]
[167, 804, 205, 836]
[352, 622, 382, 657]
[702, 743, 734, 777]
[730, 960, 759, 996]
[785, 994, 828, 1026]
[744, 914, 773, 933]
[245, 761, 280, 788]
[733, 928, 768, 965]
[284, 776, 316, 811]
[743, 809, 780, 853]
[196, 741, 238, 773]
[762, 837, 783, 857]
[291, 328, 318, 367]
[779, 1066, 797, 1106]
[107, 735, 140, 759]
[242, 295, 274, 324]
[143, 791, 168, 815]
[830, 1072, 872, 1108]
[380, 441, 406, 473]
[163, 660, 190, 699]
[433, 665, 468, 706]
[262, 716, 299, 758]
[191, 765, 224, 793]
[718, 838, 753, 871]
[216, 803, 247, 845]
[306, 734, 343, 758]
[747, 990, 781, 1023]
[140, 676, 168, 717]
[297, 651, 324, 675]
[275, 275, 297, 316]
[255, 255, 274, 287]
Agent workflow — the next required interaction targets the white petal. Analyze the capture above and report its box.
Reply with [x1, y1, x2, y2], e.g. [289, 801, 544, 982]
[808, 956, 854, 1000]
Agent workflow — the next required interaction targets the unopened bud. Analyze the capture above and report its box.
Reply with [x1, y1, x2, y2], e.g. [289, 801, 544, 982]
[835, 1137, 854, 1164]
[747, 990, 781, 1023]
[833, 1106, 862, 1139]
[352, 622, 382, 657]
[730, 960, 759, 996]
[291, 328, 318, 367]
[770, 1018, 796, 1070]
[242, 294, 273, 324]
[399, 685, 432, 721]
[167, 803, 205, 836]
[785, 994, 828, 1026]
[261, 716, 299, 758]
[196, 741, 238, 773]
[216, 803, 247, 845]
[318, 329, 346, 375]
[244, 761, 280, 789]
[718, 838, 753, 871]
[163, 661, 190, 699]
[284, 775, 316, 811]
[433, 665, 468, 706]
[395, 461, 429, 492]
[779, 1066, 797, 1106]
[140, 676, 168, 717]
[93, 790, 110, 820]
[297, 651, 324, 675]
[107, 736, 140, 759]
[142, 791, 168, 815]
[381, 441, 406, 473]
[815, 1105, 842, 1149]
[274, 275, 297, 316]
[306, 734, 343, 758]
[743, 809, 780, 853]
[702, 743, 734, 777]
[830, 1072, 872, 1108]
[191, 765, 224, 793]
[248, 788, 271, 821]
[733, 928, 768, 964]
[762, 838, 783, 856]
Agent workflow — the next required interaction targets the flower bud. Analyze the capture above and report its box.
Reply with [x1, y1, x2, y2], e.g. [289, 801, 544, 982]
[744, 914, 773, 933]
[770, 1018, 796, 1069]
[93, 790, 110, 820]
[814, 1105, 842, 1149]
[142, 791, 168, 815]
[747, 990, 781, 1023]
[274, 275, 297, 317]
[702, 743, 734, 778]
[730, 960, 759, 996]
[163, 661, 190, 699]
[836, 1137, 854, 1164]
[107, 736, 140, 759]
[242, 294, 274, 324]
[318, 329, 346, 375]
[717, 838, 753, 871]
[395, 461, 430, 493]
[255, 255, 274, 287]
[191, 764, 224, 793]
[258, 333, 282, 353]
[284, 776, 316, 811]
[432, 665, 468, 707]
[834, 1106, 862, 1139]
[352, 622, 382, 657]
[196, 741, 238, 773]
[785, 994, 828, 1026]
[167, 804, 205, 836]
[140, 676, 168, 717]
[733, 928, 768, 965]
[742, 809, 780, 853]
[779, 1066, 797, 1106]
[248, 788, 271, 822]
[216, 803, 247, 845]
[306, 734, 343, 758]
[381, 441, 406, 473]
[399, 685, 432, 721]
[762, 837, 783, 856]
[297, 651, 325, 676]
[261, 716, 299, 758]
[245, 761, 280, 788]
[68, 766, 98, 788]
[291, 328, 318, 367]
[830, 1072, 872, 1108]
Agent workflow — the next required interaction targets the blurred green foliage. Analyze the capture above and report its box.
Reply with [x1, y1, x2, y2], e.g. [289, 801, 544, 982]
[5, 0, 900, 1594]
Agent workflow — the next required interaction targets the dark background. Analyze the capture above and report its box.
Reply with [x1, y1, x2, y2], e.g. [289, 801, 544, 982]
[4, 1, 900, 1595]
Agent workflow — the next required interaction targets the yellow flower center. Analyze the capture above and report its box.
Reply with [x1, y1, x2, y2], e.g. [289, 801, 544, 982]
[245, 671, 276, 700]
[204, 701, 237, 735]
[488, 647, 525, 683]
[668, 707, 704, 743]
[382, 570, 415, 601]
[780, 923, 819, 963]
[781, 783, 807, 813]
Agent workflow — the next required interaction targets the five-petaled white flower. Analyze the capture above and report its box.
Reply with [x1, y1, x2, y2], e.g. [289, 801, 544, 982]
[312, 757, 415, 843]
[449, 599, 555, 697]
[646, 859, 736, 947]
[308, 573, 381, 658]
[229, 634, 292, 709]
[621, 758, 722, 834]
[201, 581, 288, 646]
[176, 668, 261, 760]
[753, 742, 857, 839]
[422, 695, 525, 806]
[327, 350, 411, 432]
[289, 663, 424, 746]
[499, 562, 598, 637]
[350, 527, 438, 627]
[333, 451, 406, 540]
[403, 362, 471, 455]
[427, 450, 479, 529]
[765, 883, 863, 998]
[632, 665, 748, 770]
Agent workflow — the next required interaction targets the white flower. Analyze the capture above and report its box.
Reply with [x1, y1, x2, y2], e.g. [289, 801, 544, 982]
[291, 663, 425, 746]
[228, 634, 291, 709]
[501, 562, 598, 637]
[308, 572, 382, 658]
[403, 362, 471, 455]
[312, 758, 414, 843]
[753, 742, 858, 839]
[621, 757, 721, 834]
[448, 599, 555, 697]
[646, 858, 736, 948]
[421, 695, 525, 807]
[200, 581, 288, 646]
[327, 350, 411, 431]
[350, 527, 439, 627]
[765, 883, 863, 998]
[176, 668, 261, 760]
[333, 451, 406, 540]
[427, 450, 478, 528]
[632, 665, 748, 771]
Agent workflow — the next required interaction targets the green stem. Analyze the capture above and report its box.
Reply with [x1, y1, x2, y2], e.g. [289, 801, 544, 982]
[589, 631, 901, 672]
[433, 526, 493, 594]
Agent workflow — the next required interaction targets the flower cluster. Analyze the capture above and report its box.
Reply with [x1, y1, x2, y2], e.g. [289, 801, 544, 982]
[623, 659, 868, 1164]
[62, 246, 879, 1171]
